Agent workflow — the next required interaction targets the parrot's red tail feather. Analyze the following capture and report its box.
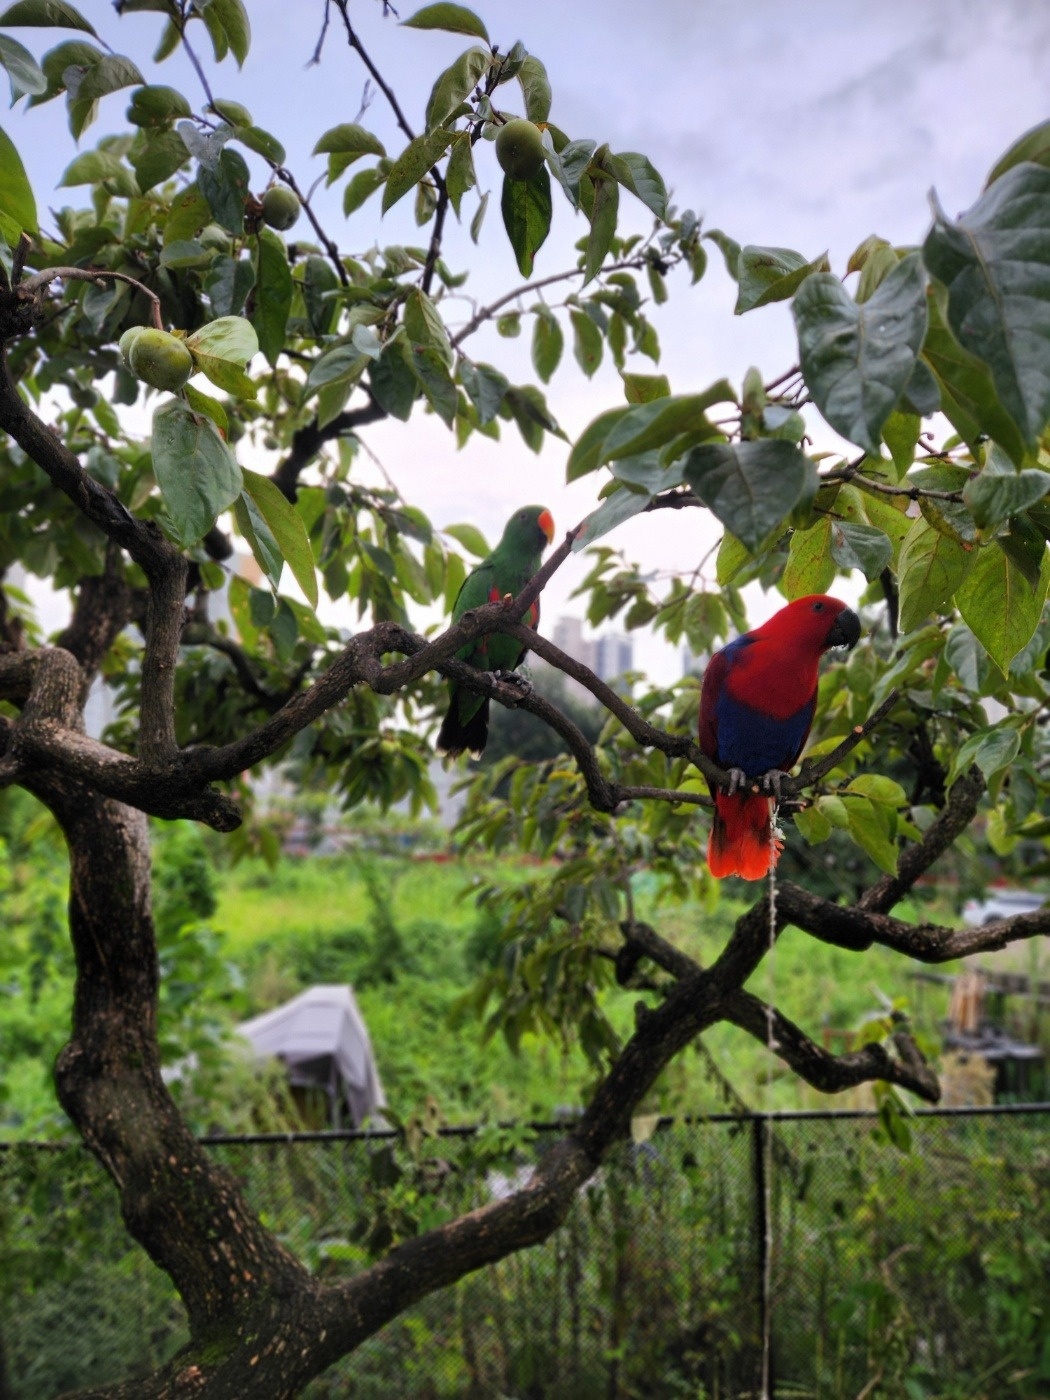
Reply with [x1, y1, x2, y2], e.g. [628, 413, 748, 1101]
[708, 791, 783, 881]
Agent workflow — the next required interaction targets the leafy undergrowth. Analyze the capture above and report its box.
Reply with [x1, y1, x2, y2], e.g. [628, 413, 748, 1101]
[211, 845, 962, 1126]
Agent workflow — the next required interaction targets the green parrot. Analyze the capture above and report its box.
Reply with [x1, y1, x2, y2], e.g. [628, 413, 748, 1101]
[437, 504, 555, 758]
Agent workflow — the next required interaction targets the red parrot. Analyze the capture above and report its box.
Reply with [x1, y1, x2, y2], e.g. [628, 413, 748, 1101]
[436, 505, 555, 758]
[699, 595, 861, 880]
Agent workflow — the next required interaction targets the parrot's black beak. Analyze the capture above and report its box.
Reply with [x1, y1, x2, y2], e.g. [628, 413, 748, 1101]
[826, 607, 861, 651]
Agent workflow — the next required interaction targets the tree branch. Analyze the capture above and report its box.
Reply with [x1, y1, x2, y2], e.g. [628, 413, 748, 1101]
[270, 396, 387, 500]
[723, 990, 940, 1102]
[0, 344, 186, 760]
[332, 0, 416, 143]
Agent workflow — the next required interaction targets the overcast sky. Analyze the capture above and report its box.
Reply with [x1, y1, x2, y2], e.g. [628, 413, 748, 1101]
[8, 0, 1050, 663]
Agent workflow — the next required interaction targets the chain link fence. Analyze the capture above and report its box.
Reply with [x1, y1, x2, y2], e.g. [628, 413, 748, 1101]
[2, 1105, 1048, 1398]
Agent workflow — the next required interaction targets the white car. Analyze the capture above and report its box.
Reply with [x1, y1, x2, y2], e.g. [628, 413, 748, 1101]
[961, 888, 1048, 927]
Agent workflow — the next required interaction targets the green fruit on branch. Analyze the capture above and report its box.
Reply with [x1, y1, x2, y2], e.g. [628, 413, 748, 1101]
[128, 329, 194, 392]
[261, 186, 301, 231]
[118, 326, 146, 370]
[495, 119, 546, 181]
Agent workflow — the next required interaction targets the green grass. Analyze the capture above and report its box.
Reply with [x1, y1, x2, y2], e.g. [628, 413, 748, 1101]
[211, 852, 970, 1125]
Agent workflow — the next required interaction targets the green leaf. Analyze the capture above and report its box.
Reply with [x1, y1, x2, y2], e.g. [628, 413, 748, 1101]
[500, 165, 552, 277]
[682, 442, 817, 553]
[126, 83, 191, 127]
[58, 147, 125, 186]
[781, 517, 835, 599]
[343, 165, 385, 217]
[304, 344, 367, 398]
[611, 450, 684, 493]
[158, 238, 209, 268]
[163, 183, 210, 244]
[900, 359, 940, 417]
[200, 0, 250, 66]
[469, 188, 488, 243]
[234, 491, 282, 589]
[425, 44, 489, 132]
[32, 36, 99, 102]
[459, 360, 508, 425]
[922, 287, 1027, 466]
[829, 520, 892, 579]
[0, 0, 96, 32]
[0, 124, 37, 240]
[583, 174, 618, 285]
[949, 727, 1021, 785]
[0, 34, 46, 99]
[151, 398, 242, 547]
[444, 521, 490, 557]
[998, 511, 1049, 586]
[382, 128, 453, 213]
[130, 128, 190, 192]
[401, 3, 489, 40]
[185, 314, 258, 394]
[569, 307, 602, 378]
[923, 164, 1050, 451]
[955, 537, 1050, 672]
[603, 150, 667, 219]
[369, 340, 417, 422]
[986, 120, 1050, 187]
[76, 51, 143, 103]
[793, 252, 928, 454]
[794, 805, 832, 845]
[735, 246, 829, 314]
[963, 457, 1050, 533]
[409, 344, 456, 425]
[404, 286, 452, 366]
[572, 484, 650, 552]
[881, 410, 920, 478]
[517, 54, 551, 123]
[444, 131, 475, 214]
[203, 253, 254, 318]
[566, 406, 630, 481]
[704, 228, 741, 279]
[231, 124, 284, 165]
[531, 308, 563, 384]
[844, 774, 907, 806]
[182, 382, 227, 434]
[242, 468, 318, 607]
[896, 518, 974, 632]
[198, 146, 249, 234]
[715, 531, 752, 586]
[843, 796, 898, 875]
[598, 383, 734, 463]
[622, 371, 670, 404]
[251, 227, 292, 367]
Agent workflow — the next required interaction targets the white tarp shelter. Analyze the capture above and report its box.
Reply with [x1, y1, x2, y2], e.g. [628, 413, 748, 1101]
[236, 985, 386, 1128]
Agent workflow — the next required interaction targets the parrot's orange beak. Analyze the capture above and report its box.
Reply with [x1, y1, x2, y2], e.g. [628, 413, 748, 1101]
[538, 509, 555, 544]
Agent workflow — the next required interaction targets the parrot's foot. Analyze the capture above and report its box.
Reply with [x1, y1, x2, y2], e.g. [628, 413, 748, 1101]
[493, 669, 532, 703]
[759, 769, 792, 800]
[724, 767, 750, 796]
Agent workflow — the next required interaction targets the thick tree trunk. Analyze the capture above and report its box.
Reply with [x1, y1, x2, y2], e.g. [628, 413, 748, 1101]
[26, 773, 325, 1397]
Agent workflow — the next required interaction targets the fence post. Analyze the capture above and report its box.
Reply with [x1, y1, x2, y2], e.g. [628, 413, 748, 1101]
[751, 1113, 774, 1399]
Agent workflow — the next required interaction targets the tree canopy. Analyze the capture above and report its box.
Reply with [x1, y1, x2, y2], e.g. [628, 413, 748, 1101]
[0, 0, 1048, 1394]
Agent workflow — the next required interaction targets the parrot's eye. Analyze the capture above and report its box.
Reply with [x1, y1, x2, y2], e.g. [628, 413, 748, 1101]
[812, 601, 825, 612]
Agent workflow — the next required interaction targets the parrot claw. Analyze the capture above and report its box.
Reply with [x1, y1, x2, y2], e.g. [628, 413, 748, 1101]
[760, 769, 791, 800]
[724, 767, 749, 796]
[494, 669, 532, 702]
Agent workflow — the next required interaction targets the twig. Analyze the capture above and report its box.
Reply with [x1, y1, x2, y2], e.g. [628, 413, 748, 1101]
[16, 268, 164, 329]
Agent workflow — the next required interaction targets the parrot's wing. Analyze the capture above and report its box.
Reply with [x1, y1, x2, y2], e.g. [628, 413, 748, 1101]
[699, 649, 729, 762]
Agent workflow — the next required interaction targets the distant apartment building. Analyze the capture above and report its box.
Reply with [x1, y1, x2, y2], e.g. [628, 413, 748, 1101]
[542, 616, 634, 703]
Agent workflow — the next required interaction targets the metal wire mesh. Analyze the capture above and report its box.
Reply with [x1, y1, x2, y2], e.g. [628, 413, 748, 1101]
[1, 1107, 1047, 1398]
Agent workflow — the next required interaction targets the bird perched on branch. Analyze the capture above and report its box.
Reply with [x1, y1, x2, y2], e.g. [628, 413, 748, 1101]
[699, 594, 861, 880]
[436, 505, 555, 759]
